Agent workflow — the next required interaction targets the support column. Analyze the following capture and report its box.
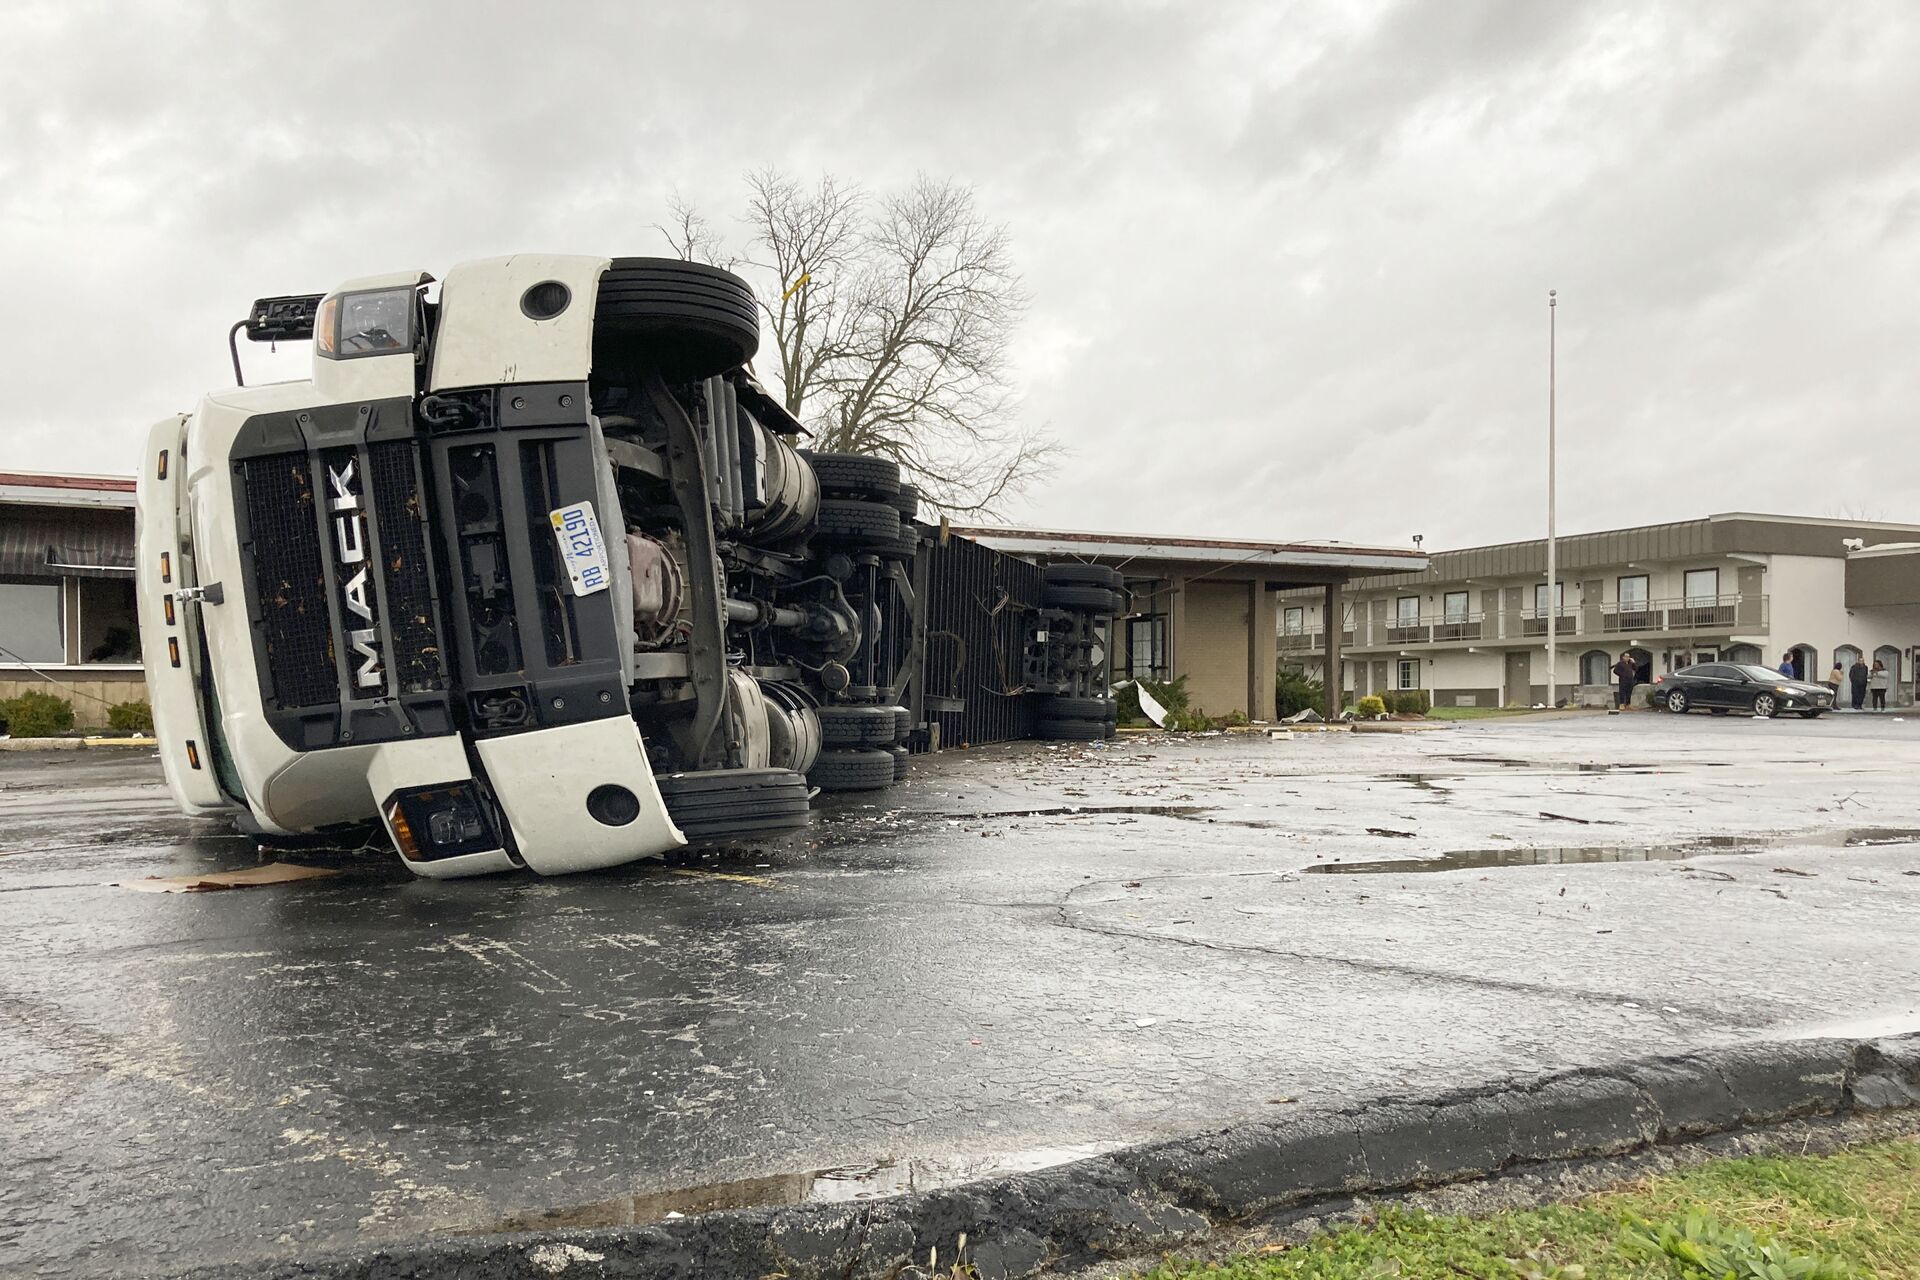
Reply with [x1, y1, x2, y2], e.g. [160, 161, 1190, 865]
[1324, 581, 1343, 721]
[1252, 582, 1276, 721]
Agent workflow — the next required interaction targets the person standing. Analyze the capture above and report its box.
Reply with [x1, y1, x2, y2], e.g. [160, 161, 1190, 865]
[1611, 651, 1639, 710]
[1849, 656, 1870, 710]
[1869, 658, 1890, 711]
[1827, 660, 1846, 696]
[1778, 651, 1797, 678]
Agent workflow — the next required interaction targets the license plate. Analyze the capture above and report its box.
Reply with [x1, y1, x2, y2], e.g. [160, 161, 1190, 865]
[549, 501, 610, 596]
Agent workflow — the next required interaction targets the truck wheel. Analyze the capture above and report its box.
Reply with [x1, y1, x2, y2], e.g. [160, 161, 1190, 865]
[816, 499, 901, 543]
[892, 706, 913, 742]
[594, 258, 759, 382]
[808, 748, 896, 791]
[1042, 584, 1121, 613]
[887, 744, 910, 781]
[803, 452, 900, 499]
[818, 705, 897, 748]
[1044, 563, 1122, 591]
[1041, 695, 1112, 720]
[656, 768, 810, 842]
[1035, 717, 1108, 741]
[876, 524, 922, 561]
[891, 483, 920, 520]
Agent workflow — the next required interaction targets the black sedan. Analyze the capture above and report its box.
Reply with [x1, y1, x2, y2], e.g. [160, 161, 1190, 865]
[1652, 662, 1833, 718]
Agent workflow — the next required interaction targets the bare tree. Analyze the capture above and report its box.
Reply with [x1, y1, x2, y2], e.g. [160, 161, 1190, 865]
[661, 170, 1056, 515]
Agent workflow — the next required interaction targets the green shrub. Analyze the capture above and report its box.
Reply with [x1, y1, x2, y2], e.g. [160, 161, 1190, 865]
[1381, 690, 1432, 716]
[1, 689, 77, 737]
[1354, 694, 1387, 719]
[1113, 674, 1190, 727]
[1164, 707, 1215, 732]
[1218, 709, 1250, 728]
[108, 701, 154, 734]
[1275, 668, 1325, 718]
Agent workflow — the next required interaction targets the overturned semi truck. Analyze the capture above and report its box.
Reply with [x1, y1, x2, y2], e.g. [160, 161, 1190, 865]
[136, 255, 1120, 877]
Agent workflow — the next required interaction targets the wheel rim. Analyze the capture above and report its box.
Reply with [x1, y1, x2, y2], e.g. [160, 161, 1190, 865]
[1668, 692, 1686, 711]
[1755, 695, 1775, 717]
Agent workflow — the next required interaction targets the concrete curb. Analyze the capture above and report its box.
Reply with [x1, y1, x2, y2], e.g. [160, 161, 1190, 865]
[174, 1033, 1920, 1280]
[0, 736, 154, 750]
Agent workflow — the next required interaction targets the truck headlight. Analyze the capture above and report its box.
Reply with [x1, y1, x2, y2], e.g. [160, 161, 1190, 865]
[316, 287, 415, 361]
[382, 784, 501, 863]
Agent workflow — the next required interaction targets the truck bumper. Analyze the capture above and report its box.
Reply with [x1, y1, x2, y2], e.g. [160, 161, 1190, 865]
[475, 716, 684, 874]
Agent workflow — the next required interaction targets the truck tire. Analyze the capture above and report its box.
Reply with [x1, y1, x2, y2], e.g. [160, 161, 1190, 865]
[816, 499, 901, 543]
[887, 744, 910, 781]
[1043, 584, 1121, 613]
[891, 483, 920, 520]
[1044, 563, 1122, 590]
[808, 748, 896, 791]
[803, 452, 900, 499]
[1035, 717, 1108, 741]
[876, 524, 921, 561]
[892, 706, 913, 742]
[594, 258, 759, 382]
[656, 768, 810, 842]
[818, 705, 896, 748]
[1041, 695, 1112, 720]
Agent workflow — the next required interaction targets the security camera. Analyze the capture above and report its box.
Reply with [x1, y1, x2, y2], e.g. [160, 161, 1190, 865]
[1842, 537, 1865, 552]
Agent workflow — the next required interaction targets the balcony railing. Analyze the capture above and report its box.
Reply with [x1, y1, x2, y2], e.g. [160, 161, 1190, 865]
[1282, 594, 1769, 652]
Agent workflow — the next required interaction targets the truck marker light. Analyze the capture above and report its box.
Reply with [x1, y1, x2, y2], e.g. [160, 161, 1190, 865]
[160, 552, 171, 583]
[168, 637, 181, 668]
[164, 595, 176, 626]
[185, 740, 202, 770]
[157, 450, 168, 480]
[384, 799, 423, 861]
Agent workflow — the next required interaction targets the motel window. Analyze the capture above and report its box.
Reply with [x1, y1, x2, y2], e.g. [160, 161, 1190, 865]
[1127, 615, 1167, 679]
[1682, 568, 1719, 606]
[1395, 596, 1419, 626]
[1283, 606, 1304, 636]
[1442, 591, 1468, 622]
[79, 578, 141, 664]
[1533, 582, 1564, 614]
[1617, 574, 1649, 608]
[0, 579, 66, 665]
[1397, 659, 1419, 690]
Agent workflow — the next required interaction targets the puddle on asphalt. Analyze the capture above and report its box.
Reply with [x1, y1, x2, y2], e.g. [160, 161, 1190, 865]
[1302, 827, 1920, 875]
[466, 1143, 1115, 1234]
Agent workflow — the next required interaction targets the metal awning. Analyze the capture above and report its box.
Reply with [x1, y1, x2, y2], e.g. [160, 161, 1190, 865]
[0, 512, 135, 578]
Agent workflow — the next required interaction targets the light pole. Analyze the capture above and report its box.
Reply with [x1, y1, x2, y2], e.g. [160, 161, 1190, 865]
[1546, 290, 1558, 706]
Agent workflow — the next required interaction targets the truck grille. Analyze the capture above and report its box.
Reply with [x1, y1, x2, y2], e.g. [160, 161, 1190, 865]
[237, 439, 446, 713]
[367, 441, 443, 693]
[239, 453, 335, 709]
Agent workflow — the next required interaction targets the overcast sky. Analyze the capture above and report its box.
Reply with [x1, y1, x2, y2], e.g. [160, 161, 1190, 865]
[4, 1, 1916, 550]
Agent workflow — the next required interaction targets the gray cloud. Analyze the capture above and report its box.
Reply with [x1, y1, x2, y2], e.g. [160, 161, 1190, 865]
[2, 0, 1916, 548]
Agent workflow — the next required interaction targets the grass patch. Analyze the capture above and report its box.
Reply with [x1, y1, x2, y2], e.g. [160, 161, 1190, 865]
[1130, 1136, 1920, 1279]
[1423, 706, 1553, 721]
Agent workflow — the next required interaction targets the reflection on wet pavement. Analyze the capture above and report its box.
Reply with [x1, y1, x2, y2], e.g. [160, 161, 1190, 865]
[1304, 827, 1920, 874]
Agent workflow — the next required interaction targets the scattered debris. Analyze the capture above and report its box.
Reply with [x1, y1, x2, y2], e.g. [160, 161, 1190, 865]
[1365, 827, 1416, 839]
[1538, 811, 1592, 825]
[1771, 867, 1815, 877]
[1283, 708, 1324, 724]
[122, 863, 341, 892]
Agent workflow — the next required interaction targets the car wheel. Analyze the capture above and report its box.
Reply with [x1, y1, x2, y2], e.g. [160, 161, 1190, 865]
[655, 768, 810, 843]
[807, 748, 896, 792]
[1752, 693, 1778, 719]
[594, 258, 759, 382]
[1665, 689, 1689, 714]
[815, 499, 901, 543]
[802, 451, 901, 499]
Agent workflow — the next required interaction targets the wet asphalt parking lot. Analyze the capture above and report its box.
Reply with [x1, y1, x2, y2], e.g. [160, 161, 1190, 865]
[4, 711, 1920, 1277]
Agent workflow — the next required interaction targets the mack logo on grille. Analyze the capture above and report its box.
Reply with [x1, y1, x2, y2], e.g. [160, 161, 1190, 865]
[327, 458, 384, 690]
